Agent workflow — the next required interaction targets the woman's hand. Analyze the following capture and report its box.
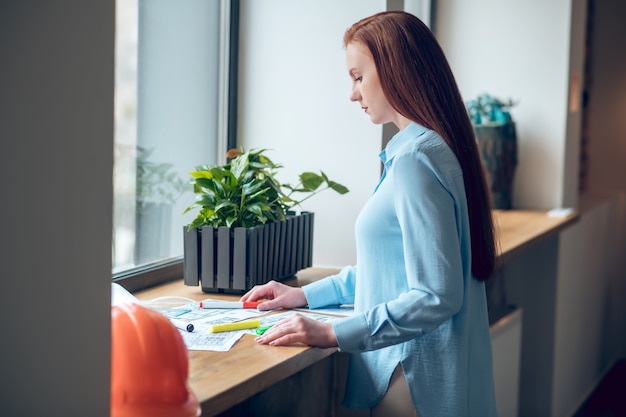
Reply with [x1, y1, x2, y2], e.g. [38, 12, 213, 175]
[255, 313, 338, 348]
[240, 280, 307, 311]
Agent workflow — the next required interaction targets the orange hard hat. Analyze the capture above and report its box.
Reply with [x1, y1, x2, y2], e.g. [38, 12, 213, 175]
[111, 302, 200, 417]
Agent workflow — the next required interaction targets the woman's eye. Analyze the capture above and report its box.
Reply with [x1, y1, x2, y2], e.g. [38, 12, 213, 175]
[355, 76, 363, 82]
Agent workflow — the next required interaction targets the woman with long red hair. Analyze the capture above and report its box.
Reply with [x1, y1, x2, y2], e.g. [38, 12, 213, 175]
[242, 11, 498, 417]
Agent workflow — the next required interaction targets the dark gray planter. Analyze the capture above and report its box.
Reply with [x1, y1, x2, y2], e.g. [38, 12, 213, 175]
[474, 122, 518, 210]
[183, 212, 314, 294]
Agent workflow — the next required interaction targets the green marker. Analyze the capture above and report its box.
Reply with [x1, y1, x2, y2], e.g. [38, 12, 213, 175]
[255, 324, 274, 336]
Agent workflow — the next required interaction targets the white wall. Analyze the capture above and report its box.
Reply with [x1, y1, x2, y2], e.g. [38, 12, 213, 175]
[238, 0, 387, 267]
[435, 0, 575, 210]
[237, 0, 590, 267]
[0, 1, 113, 416]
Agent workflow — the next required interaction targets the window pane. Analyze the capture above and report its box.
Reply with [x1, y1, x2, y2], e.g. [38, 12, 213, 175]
[113, 0, 225, 274]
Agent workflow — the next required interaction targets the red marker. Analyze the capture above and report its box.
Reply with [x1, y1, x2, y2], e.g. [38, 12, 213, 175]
[199, 300, 263, 309]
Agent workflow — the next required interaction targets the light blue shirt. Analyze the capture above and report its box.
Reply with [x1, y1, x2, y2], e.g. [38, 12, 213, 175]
[303, 122, 497, 417]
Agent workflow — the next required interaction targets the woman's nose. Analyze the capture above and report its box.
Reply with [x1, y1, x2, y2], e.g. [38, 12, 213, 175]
[349, 87, 360, 102]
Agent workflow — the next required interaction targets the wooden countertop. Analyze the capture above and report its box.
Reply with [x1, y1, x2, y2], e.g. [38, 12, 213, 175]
[135, 269, 338, 417]
[492, 209, 579, 264]
[135, 209, 579, 416]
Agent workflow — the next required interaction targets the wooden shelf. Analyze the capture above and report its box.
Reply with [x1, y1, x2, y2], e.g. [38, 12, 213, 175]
[493, 209, 579, 264]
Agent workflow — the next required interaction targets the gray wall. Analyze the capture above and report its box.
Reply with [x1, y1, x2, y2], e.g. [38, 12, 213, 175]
[0, 2, 113, 416]
[585, 0, 626, 197]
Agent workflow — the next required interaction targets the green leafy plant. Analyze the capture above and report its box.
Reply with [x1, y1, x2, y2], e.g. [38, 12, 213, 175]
[184, 148, 349, 230]
[136, 146, 187, 209]
[465, 93, 517, 125]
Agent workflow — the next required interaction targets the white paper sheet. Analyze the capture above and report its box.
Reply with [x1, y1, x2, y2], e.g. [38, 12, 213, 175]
[115, 289, 353, 352]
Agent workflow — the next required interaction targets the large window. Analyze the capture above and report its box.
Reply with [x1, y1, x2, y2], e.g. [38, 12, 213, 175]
[113, 0, 237, 288]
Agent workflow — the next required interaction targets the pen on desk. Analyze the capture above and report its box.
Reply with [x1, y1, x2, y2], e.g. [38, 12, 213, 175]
[199, 300, 263, 309]
[169, 317, 194, 332]
[207, 319, 261, 333]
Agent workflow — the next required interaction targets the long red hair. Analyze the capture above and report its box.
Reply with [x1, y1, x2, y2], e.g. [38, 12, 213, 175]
[345, 11, 497, 280]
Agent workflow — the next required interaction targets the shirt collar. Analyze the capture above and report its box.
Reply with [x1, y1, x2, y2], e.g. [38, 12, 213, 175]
[379, 122, 428, 164]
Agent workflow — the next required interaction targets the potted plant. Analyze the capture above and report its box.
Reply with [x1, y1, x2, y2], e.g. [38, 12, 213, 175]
[466, 93, 518, 210]
[135, 146, 188, 265]
[182, 148, 349, 293]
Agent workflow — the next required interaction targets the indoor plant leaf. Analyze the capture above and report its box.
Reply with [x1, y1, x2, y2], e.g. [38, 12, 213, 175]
[185, 148, 349, 230]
